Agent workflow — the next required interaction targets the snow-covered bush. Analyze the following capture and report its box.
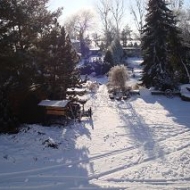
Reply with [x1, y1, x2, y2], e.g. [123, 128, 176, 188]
[108, 65, 129, 93]
[180, 84, 190, 101]
[85, 81, 99, 92]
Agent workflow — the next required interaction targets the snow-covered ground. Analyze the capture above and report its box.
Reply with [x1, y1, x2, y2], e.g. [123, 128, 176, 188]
[1, 58, 190, 190]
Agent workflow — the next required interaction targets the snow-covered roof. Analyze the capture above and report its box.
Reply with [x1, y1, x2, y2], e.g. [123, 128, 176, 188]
[89, 47, 100, 51]
[71, 39, 80, 43]
[38, 100, 71, 108]
[67, 88, 86, 92]
[180, 84, 190, 99]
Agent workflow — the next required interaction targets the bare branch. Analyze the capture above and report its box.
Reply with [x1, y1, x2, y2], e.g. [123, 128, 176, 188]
[64, 9, 95, 40]
[129, 0, 146, 39]
[110, 0, 125, 36]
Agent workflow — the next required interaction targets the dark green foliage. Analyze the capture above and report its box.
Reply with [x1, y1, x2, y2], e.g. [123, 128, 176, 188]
[105, 38, 124, 66]
[141, 0, 188, 89]
[0, 0, 62, 88]
[104, 49, 114, 66]
[0, 87, 19, 133]
[111, 38, 124, 65]
[0, 0, 64, 125]
[79, 61, 111, 76]
[19, 85, 47, 124]
[39, 26, 80, 99]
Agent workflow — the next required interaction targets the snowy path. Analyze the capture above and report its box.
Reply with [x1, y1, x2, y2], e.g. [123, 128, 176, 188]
[79, 84, 190, 189]
[1, 59, 190, 189]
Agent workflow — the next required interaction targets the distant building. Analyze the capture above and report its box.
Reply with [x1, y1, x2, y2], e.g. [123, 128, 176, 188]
[71, 39, 81, 53]
[123, 47, 141, 57]
[89, 48, 102, 57]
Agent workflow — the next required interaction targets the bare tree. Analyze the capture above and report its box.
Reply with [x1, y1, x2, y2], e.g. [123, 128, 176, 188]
[96, 0, 112, 47]
[96, 0, 126, 48]
[110, 0, 125, 36]
[178, 9, 190, 43]
[129, 0, 146, 40]
[64, 14, 78, 39]
[64, 9, 95, 41]
[168, 0, 184, 10]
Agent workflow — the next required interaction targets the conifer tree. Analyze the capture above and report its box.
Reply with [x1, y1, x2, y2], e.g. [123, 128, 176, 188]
[0, 0, 62, 88]
[141, 0, 188, 89]
[105, 38, 124, 66]
[0, 87, 19, 133]
[0, 0, 62, 128]
[111, 38, 124, 65]
[41, 26, 79, 99]
[104, 49, 114, 66]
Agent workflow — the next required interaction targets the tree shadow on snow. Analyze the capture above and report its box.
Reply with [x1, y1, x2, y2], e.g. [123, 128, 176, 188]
[153, 96, 190, 131]
[55, 121, 123, 189]
[115, 100, 165, 159]
[51, 122, 95, 189]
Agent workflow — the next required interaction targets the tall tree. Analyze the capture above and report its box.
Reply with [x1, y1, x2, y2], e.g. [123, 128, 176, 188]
[64, 9, 95, 57]
[168, 0, 184, 10]
[40, 26, 79, 99]
[105, 37, 124, 66]
[0, 0, 62, 129]
[111, 38, 124, 65]
[121, 25, 132, 47]
[96, 0, 126, 49]
[96, 0, 112, 48]
[110, 0, 125, 36]
[141, 0, 189, 89]
[0, 0, 62, 88]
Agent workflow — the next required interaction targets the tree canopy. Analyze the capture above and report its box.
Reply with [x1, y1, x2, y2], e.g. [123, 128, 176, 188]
[141, 0, 189, 89]
[0, 0, 80, 130]
[0, 0, 62, 88]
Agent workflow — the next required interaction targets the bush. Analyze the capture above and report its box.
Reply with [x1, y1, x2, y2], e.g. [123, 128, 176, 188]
[19, 91, 46, 124]
[79, 61, 111, 76]
[0, 87, 19, 133]
[108, 65, 129, 92]
[9, 84, 48, 124]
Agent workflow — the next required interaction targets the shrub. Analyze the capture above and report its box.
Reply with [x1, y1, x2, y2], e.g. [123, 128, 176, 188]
[108, 65, 129, 92]
[0, 87, 19, 133]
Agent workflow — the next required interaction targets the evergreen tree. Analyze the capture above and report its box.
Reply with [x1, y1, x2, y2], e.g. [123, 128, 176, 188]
[104, 48, 114, 66]
[0, 0, 62, 88]
[141, 0, 188, 89]
[111, 38, 124, 65]
[0, 87, 19, 133]
[41, 26, 79, 99]
[0, 0, 62, 127]
[105, 38, 124, 66]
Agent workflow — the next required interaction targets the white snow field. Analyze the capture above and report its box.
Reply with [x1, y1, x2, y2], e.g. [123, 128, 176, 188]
[1, 58, 190, 190]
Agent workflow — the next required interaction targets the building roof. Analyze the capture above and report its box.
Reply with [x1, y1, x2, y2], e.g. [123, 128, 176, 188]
[38, 100, 71, 108]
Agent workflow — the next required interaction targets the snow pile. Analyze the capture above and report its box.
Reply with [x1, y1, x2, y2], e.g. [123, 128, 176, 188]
[180, 84, 190, 100]
[83, 81, 99, 92]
